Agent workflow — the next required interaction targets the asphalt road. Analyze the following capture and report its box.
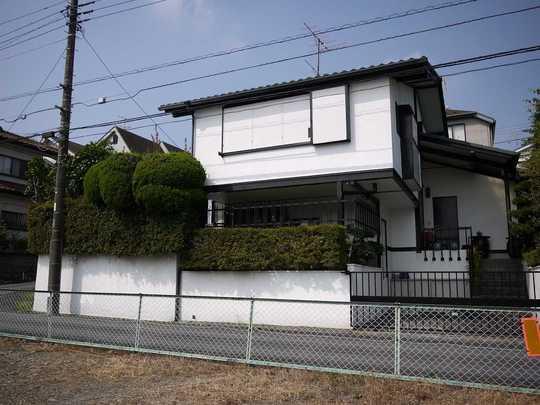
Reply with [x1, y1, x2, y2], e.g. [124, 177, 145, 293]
[0, 293, 538, 391]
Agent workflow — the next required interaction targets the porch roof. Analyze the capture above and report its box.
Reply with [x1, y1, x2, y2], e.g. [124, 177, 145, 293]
[419, 134, 519, 179]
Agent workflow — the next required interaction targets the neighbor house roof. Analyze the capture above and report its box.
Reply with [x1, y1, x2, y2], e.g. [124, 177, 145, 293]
[160, 57, 446, 134]
[446, 108, 496, 125]
[100, 126, 183, 154]
[68, 140, 84, 155]
[0, 129, 57, 157]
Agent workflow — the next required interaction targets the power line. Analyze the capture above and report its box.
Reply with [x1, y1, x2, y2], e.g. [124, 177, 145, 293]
[0, 8, 65, 39]
[81, 33, 179, 146]
[433, 45, 540, 68]
[0, 38, 65, 62]
[0, 0, 479, 102]
[85, 0, 170, 22]
[0, 16, 66, 47]
[0, 0, 66, 27]
[0, 24, 66, 52]
[6, 49, 65, 131]
[441, 57, 540, 77]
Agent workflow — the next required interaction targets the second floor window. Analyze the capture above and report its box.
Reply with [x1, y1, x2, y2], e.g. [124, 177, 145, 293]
[0, 155, 27, 178]
[448, 124, 466, 141]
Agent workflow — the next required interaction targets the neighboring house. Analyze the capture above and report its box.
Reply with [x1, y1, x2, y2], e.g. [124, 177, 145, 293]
[160, 57, 520, 300]
[0, 129, 57, 283]
[446, 108, 496, 146]
[516, 143, 533, 169]
[99, 126, 182, 154]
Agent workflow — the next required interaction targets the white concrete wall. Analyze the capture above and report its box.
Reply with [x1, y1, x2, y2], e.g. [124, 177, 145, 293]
[33, 255, 177, 321]
[181, 270, 351, 328]
[422, 164, 509, 250]
[194, 77, 394, 186]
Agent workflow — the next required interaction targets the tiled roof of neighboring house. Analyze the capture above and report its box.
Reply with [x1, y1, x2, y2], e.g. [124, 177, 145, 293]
[0, 129, 57, 157]
[446, 108, 495, 124]
[114, 127, 163, 154]
[160, 57, 440, 116]
[446, 108, 476, 117]
[68, 140, 84, 154]
[161, 141, 182, 152]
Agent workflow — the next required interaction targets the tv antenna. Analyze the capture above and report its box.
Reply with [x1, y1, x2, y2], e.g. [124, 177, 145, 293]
[303, 22, 329, 76]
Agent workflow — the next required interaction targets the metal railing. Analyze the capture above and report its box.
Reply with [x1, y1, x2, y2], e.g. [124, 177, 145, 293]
[208, 198, 380, 236]
[0, 289, 538, 393]
[350, 270, 540, 307]
[421, 226, 473, 262]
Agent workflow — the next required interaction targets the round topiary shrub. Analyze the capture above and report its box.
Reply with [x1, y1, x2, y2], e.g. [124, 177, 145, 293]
[132, 152, 206, 216]
[83, 160, 106, 206]
[83, 153, 140, 211]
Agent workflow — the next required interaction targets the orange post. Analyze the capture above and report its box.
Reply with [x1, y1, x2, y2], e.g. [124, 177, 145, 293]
[521, 317, 540, 357]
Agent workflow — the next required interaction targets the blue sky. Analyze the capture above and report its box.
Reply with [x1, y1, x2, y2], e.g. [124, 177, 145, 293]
[1, 0, 538, 150]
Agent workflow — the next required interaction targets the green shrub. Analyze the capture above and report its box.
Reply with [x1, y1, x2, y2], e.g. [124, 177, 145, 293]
[183, 225, 347, 271]
[133, 152, 206, 216]
[83, 160, 106, 206]
[28, 198, 190, 256]
[83, 154, 140, 211]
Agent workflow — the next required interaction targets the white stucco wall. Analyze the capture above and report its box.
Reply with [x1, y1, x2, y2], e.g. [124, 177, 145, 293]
[33, 255, 177, 321]
[194, 77, 395, 186]
[422, 164, 509, 250]
[181, 270, 351, 328]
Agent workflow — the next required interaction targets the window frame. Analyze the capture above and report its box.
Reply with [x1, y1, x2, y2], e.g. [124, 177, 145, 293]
[0, 154, 28, 179]
[448, 123, 467, 142]
[0, 210, 27, 231]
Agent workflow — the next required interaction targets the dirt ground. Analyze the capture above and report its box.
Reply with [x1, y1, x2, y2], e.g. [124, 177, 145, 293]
[0, 338, 538, 405]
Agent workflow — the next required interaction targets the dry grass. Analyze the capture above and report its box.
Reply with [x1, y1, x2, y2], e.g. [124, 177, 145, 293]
[0, 337, 538, 404]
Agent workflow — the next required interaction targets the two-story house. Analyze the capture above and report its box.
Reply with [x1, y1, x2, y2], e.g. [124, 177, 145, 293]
[446, 108, 496, 146]
[160, 57, 520, 301]
[99, 126, 182, 153]
[0, 129, 57, 283]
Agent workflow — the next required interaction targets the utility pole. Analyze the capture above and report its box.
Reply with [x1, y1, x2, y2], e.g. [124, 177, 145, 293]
[48, 0, 79, 313]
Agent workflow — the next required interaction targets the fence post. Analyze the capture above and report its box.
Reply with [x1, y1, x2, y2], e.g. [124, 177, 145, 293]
[394, 305, 401, 376]
[135, 294, 143, 350]
[245, 298, 255, 362]
[47, 291, 53, 339]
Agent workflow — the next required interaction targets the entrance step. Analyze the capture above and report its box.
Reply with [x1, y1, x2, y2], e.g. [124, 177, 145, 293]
[479, 258, 523, 272]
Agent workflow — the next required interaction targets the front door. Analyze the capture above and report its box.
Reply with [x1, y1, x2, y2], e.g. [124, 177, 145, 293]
[433, 196, 459, 249]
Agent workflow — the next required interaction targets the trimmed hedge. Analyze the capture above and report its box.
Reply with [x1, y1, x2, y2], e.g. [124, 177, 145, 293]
[84, 153, 140, 211]
[132, 153, 206, 216]
[28, 198, 189, 256]
[183, 225, 348, 271]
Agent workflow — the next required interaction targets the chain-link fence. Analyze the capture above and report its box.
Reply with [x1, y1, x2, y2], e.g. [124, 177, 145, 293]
[0, 288, 538, 393]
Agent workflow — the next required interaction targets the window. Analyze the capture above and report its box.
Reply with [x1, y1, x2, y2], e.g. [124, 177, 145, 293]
[448, 124, 466, 141]
[1, 211, 27, 231]
[0, 156, 27, 178]
[222, 94, 311, 154]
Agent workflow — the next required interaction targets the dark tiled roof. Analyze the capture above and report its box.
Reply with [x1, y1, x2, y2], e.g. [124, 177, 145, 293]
[68, 140, 84, 154]
[0, 129, 57, 156]
[161, 141, 182, 152]
[160, 57, 436, 115]
[114, 127, 162, 154]
[446, 108, 476, 117]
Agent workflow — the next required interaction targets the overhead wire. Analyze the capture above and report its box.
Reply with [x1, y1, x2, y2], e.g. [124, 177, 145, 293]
[81, 32, 179, 146]
[0, 0, 480, 101]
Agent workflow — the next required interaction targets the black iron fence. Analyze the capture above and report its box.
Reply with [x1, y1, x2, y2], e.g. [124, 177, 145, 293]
[208, 198, 380, 236]
[421, 226, 473, 262]
[350, 270, 539, 307]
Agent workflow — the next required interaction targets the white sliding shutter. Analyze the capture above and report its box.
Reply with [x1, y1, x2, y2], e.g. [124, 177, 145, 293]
[222, 94, 310, 154]
[311, 85, 348, 144]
